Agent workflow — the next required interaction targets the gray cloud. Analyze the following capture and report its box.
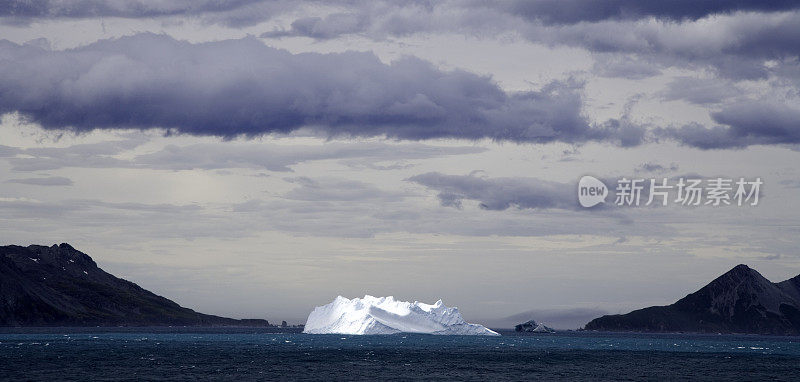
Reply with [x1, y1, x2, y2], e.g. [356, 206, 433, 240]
[407, 172, 576, 211]
[134, 142, 485, 172]
[262, 13, 367, 39]
[280, 176, 408, 202]
[0, 171, 681, 242]
[657, 123, 744, 150]
[6, 2, 800, 83]
[659, 77, 743, 105]
[636, 162, 679, 174]
[504, 0, 800, 24]
[711, 102, 800, 144]
[0, 0, 253, 18]
[6, 0, 798, 26]
[6, 176, 73, 186]
[4, 139, 145, 171]
[0, 145, 21, 157]
[0, 0, 298, 27]
[591, 54, 662, 80]
[778, 179, 800, 189]
[525, 12, 800, 81]
[0, 197, 199, 220]
[3, 138, 485, 172]
[261, 4, 800, 82]
[659, 102, 800, 149]
[227, 183, 661, 239]
[0, 33, 641, 145]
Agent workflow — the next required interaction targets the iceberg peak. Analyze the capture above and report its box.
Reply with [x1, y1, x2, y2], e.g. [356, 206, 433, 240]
[303, 295, 498, 336]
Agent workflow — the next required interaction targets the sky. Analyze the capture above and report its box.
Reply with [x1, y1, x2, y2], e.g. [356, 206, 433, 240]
[0, 0, 799, 329]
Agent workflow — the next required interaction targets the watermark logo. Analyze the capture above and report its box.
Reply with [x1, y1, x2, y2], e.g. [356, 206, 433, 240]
[578, 176, 762, 208]
[578, 175, 608, 208]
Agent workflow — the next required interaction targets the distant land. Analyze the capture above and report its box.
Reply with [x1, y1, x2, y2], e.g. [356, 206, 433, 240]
[0, 243, 271, 327]
[585, 264, 800, 335]
[6, 244, 800, 335]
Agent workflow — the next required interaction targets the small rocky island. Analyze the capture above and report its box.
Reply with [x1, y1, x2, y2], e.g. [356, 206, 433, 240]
[0, 243, 271, 326]
[585, 265, 800, 335]
[515, 320, 555, 333]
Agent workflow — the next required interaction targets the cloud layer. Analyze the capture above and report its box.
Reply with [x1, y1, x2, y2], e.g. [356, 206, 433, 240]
[6, 176, 73, 186]
[0, 33, 642, 145]
[2, 5, 799, 150]
[505, 0, 800, 24]
[6, 1, 800, 83]
[1, 137, 485, 172]
[258, 3, 800, 84]
[407, 172, 576, 211]
[0, 0, 295, 26]
[6, 0, 799, 25]
[658, 103, 800, 149]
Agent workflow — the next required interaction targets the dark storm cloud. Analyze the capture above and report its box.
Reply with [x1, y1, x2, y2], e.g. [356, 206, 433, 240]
[505, 0, 800, 24]
[659, 102, 800, 149]
[0, 33, 641, 145]
[406, 172, 576, 211]
[6, 176, 74, 186]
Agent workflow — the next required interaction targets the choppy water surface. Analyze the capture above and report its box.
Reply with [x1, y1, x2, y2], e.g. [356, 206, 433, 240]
[1, 328, 799, 380]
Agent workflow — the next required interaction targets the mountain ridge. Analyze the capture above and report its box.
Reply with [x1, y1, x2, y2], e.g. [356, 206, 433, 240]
[585, 264, 800, 335]
[0, 243, 270, 327]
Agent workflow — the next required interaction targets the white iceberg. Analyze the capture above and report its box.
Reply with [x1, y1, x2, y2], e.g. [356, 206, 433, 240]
[303, 295, 499, 336]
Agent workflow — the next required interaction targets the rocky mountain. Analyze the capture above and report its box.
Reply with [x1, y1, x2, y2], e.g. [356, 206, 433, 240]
[0, 243, 270, 326]
[514, 319, 555, 333]
[585, 265, 800, 335]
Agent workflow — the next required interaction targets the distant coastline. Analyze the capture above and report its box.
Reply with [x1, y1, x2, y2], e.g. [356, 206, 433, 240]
[4, 244, 800, 335]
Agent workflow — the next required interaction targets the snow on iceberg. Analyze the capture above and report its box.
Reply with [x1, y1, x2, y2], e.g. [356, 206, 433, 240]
[303, 295, 499, 336]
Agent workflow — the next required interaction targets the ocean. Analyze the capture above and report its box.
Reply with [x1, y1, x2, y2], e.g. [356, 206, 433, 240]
[1, 328, 799, 381]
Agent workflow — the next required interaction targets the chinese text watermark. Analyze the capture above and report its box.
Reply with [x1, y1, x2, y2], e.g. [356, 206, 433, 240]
[578, 176, 762, 208]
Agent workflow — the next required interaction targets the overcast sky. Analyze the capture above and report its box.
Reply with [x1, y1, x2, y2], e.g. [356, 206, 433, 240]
[1, 0, 799, 329]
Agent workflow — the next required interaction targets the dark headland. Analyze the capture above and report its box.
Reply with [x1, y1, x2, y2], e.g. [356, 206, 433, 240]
[585, 264, 800, 335]
[0, 243, 271, 327]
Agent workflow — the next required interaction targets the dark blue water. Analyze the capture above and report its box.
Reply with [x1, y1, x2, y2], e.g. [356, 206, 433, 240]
[2, 328, 800, 381]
